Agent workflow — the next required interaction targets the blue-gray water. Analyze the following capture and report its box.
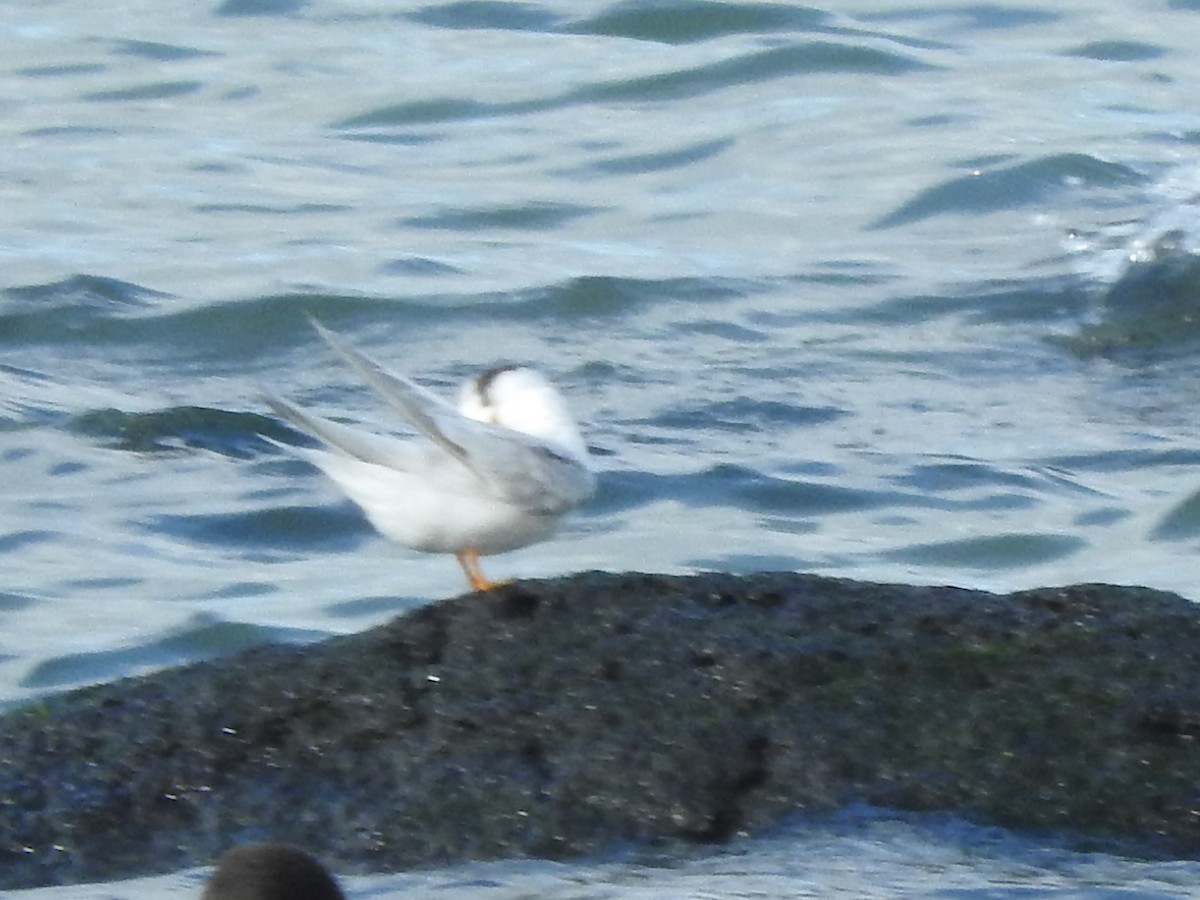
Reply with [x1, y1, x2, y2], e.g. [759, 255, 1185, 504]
[14, 813, 1200, 900]
[4, 0, 1200, 895]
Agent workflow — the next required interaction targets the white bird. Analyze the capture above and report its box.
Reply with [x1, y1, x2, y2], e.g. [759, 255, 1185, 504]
[264, 320, 596, 592]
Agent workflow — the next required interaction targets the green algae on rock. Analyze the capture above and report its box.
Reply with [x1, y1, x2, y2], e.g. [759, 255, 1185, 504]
[2, 572, 1200, 889]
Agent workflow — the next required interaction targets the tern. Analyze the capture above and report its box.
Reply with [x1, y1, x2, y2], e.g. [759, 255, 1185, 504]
[264, 320, 595, 591]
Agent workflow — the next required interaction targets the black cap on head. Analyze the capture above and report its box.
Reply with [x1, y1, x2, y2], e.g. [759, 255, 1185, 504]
[474, 364, 521, 405]
[202, 843, 346, 900]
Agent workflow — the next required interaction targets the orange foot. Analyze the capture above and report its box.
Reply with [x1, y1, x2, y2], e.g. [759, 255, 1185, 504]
[455, 548, 512, 592]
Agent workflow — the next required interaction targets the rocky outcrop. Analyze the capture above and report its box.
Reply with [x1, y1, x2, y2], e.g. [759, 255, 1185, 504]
[2, 572, 1200, 888]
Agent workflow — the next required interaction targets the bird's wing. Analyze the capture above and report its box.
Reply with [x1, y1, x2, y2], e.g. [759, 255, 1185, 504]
[310, 319, 595, 513]
[446, 427, 596, 514]
[309, 318, 470, 465]
[263, 392, 422, 471]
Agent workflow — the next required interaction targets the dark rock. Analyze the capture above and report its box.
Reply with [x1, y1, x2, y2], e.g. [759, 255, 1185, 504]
[2, 572, 1200, 888]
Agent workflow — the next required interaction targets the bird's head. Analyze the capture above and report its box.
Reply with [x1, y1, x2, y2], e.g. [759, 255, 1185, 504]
[458, 366, 589, 462]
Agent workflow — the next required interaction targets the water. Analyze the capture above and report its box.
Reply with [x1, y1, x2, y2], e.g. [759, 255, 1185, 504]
[4, 0, 1200, 894]
[11, 814, 1200, 899]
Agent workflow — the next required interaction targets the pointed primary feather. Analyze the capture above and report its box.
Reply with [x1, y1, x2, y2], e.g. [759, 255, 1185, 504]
[308, 317, 469, 465]
[263, 392, 418, 470]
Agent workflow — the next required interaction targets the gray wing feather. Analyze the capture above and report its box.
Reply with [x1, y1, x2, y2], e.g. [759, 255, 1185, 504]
[264, 392, 418, 471]
[308, 318, 469, 465]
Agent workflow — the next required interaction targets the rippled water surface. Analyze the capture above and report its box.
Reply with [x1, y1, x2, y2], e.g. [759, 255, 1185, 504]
[4, 0, 1200, 895]
[14, 813, 1200, 899]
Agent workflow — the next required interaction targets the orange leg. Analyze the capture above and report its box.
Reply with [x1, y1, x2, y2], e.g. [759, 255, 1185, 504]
[455, 548, 504, 592]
